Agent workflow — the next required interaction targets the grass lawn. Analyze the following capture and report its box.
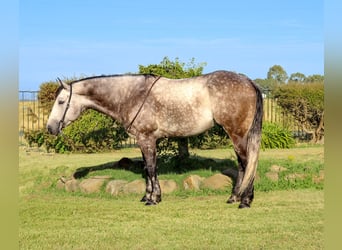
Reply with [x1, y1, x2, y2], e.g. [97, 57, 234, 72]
[19, 146, 324, 249]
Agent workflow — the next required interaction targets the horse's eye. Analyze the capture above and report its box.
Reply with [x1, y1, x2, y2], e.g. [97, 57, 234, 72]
[58, 100, 65, 105]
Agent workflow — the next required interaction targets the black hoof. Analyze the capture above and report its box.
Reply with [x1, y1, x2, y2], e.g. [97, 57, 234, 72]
[145, 200, 158, 206]
[227, 195, 240, 204]
[156, 195, 162, 203]
[238, 203, 250, 209]
[140, 195, 147, 202]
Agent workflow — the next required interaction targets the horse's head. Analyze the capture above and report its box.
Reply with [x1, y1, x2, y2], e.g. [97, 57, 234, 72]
[46, 78, 84, 135]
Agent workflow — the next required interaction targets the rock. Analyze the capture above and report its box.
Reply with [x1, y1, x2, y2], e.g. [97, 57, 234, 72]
[123, 180, 146, 194]
[265, 172, 279, 182]
[285, 173, 306, 181]
[270, 165, 288, 172]
[159, 180, 178, 193]
[265, 165, 288, 182]
[65, 179, 80, 192]
[183, 175, 204, 190]
[106, 180, 128, 195]
[201, 174, 233, 190]
[56, 178, 66, 190]
[79, 176, 110, 193]
[312, 170, 324, 184]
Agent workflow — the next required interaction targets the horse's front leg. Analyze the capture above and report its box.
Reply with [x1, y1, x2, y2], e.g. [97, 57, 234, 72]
[138, 137, 161, 205]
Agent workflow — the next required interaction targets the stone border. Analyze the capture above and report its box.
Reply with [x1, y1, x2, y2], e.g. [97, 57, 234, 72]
[56, 173, 234, 195]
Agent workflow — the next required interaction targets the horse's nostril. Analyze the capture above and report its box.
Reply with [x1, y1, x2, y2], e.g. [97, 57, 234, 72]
[47, 125, 52, 134]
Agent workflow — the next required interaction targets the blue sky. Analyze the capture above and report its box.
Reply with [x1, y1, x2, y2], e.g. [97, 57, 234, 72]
[20, 0, 323, 90]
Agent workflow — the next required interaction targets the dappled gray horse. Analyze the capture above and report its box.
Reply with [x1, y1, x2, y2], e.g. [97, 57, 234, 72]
[47, 70, 263, 208]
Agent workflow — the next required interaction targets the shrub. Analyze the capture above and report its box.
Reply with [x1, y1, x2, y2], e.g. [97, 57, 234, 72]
[37, 81, 59, 114]
[189, 123, 231, 149]
[63, 110, 128, 153]
[261, 122, 295, 149]
[24, 110, 129, 153]
[273, 82, 324, 143]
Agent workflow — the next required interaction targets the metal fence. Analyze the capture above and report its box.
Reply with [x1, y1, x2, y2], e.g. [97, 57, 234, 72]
[18, 90, 306, 144]
[19, 91, 46, 143]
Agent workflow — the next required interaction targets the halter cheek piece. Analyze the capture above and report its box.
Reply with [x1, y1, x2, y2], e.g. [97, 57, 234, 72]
[58, 83, 73, 132]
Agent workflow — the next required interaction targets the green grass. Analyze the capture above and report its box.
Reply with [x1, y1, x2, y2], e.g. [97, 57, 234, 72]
[19, 146, 324, 249]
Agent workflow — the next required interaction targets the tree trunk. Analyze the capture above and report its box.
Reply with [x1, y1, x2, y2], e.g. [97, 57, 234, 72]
[177, 138, 189, 160]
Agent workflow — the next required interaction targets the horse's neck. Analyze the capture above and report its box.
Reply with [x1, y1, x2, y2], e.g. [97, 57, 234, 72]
[76, 76, 144, 123]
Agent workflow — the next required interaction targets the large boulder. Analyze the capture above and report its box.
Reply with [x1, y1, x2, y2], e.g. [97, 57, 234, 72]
[65, 179, 80, 192]
[79, 176, 110, 193]
[183, 175, 204, 190]
[58, 177, 80, 192]
[265, 165, 288, 182]
[312, 170, 324, 184]
[105, 180, 128, 195]
[159, 180, 178, 193]
[123, 179, 146, 194]
[201, 173, 233, 190]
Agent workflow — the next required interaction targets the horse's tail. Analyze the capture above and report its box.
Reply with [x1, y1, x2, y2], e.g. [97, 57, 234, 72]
[238, 80, 263, 196]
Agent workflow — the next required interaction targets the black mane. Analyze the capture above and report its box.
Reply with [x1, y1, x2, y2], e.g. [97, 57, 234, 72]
[69, 73, 158, 85]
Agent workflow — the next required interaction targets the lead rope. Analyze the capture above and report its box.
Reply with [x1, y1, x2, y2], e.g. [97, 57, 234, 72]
[126, 75, 161, 132]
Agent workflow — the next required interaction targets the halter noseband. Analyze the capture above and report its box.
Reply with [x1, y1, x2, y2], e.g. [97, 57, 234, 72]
[58, 83, 73, 132]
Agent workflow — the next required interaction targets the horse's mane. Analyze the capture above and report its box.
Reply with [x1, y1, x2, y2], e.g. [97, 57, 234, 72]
[54, 74, 159, 97]
[68, 74, 158, 85]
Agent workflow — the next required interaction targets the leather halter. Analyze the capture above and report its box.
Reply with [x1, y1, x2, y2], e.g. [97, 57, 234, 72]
[58, 83, 73, 132]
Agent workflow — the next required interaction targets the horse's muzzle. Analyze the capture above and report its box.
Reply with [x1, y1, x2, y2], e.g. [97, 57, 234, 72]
[46, 123, 60, 135]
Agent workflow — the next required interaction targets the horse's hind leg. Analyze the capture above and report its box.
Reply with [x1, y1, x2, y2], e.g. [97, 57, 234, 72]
[226, 138, 254, 207]
[227, 153, 245, 204]
[137, 135, 161, 205]
[222, 131, 255, 208]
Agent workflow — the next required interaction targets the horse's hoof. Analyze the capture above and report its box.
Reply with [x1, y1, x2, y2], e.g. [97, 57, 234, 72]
[145, 200, 158, 206]
[227, 199, 235, 204]
[238, 203, 250, 209]
[140, 195, 147, 202]
[156, 195, 162, 203]
[227, 195, 240, 204]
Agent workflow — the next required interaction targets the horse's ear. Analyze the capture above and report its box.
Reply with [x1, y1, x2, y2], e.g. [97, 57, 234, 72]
[57, 77, 70, 90]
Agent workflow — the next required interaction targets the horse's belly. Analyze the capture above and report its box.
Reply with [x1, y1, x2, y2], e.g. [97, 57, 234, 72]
[156, 107, 214, 137]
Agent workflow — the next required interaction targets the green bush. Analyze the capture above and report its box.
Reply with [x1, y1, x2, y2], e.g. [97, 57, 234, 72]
[63, 110, 128, 152]
[37, 81, 59, 114]
[24, 110, 129, 153]
[261, 122, 295, 149]
[273, 82, 324, 143]
[189, 123, 231, 149]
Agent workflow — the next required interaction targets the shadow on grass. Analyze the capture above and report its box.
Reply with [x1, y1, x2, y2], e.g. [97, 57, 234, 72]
[73, 154, 238, 181]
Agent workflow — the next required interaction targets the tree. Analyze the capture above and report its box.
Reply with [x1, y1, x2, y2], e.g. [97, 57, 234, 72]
[38, 81, 59, 114]
[139, 57, 206, 79]
[289, 72, 306, 83]
[139, 56, 207, 159]
[305, 74, 324, 83]
[267, 65, 288, 83]
[254, 78, 277, 95]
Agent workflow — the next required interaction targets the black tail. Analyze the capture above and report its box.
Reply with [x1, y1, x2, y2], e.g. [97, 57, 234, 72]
[238, 80, 263, 195]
